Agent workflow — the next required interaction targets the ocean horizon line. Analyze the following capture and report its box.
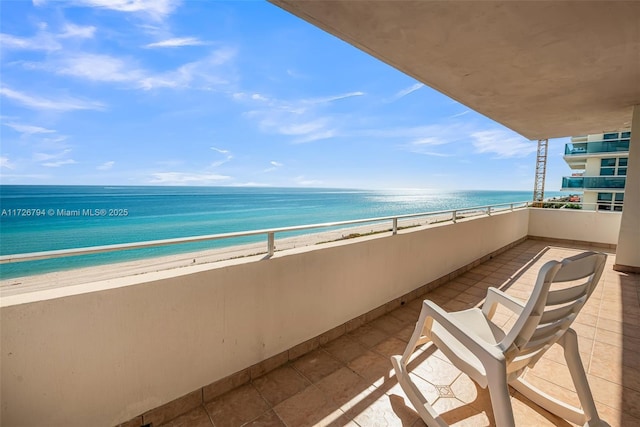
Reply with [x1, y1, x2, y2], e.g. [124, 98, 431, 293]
[0, 183, 545, 193]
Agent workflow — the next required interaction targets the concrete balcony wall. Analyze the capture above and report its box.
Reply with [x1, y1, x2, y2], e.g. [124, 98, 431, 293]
[528, 207, 622, 245]
[0, 209, 529, 427]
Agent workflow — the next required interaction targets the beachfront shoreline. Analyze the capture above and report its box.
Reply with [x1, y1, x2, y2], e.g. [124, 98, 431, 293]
[1, 215, 457, 296]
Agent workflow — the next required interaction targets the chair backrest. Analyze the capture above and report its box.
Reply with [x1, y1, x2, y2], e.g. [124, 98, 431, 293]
[501, 252, 607, 373]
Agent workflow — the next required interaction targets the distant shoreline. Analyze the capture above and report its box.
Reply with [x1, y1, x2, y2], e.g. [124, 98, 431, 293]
[1, 215, 450, 296]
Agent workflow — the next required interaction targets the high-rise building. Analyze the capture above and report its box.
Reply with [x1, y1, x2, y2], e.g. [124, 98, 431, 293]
[561, 131, 630, 211]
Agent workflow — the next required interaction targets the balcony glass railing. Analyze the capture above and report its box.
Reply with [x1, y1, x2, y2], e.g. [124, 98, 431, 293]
[561, 176, 626, 189]
[564, 139, 630, 156]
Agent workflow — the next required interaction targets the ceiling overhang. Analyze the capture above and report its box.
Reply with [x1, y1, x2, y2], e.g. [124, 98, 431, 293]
[269, 1, 640, 140]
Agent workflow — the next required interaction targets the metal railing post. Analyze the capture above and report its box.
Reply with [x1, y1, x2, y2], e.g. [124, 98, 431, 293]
[392, 218, 398, 235]
[268, 232, 275, 257]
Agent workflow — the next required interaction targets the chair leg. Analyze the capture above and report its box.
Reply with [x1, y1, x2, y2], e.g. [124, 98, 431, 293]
[390, 355, 449, 427]
[391, 302, 450, 426]
[510, 377, 587, 425]
[399, 302, 434, 365]
[486, 361, 516, 427]
[560, 329, 610, 427]
[510, 330, 610, 427]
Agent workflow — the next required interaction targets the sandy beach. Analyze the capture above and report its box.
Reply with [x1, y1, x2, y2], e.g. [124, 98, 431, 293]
[2, 212, 475, 296]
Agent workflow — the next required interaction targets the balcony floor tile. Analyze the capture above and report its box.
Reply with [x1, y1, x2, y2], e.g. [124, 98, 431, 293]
[157, 239, 639, 426]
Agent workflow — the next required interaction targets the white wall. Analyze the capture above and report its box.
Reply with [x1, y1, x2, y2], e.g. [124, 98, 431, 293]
[528, 207, 621, 245]
[584, 156, 601, 176]
[0, 209, 529, 427]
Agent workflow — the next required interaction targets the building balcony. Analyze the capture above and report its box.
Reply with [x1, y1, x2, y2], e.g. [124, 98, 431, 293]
[563, 139, 630, 169]
[561, 176, 626, 190]
[143, 240, 636, 427]
[564, 139, 630, 157]
[1, 208, 638, 426]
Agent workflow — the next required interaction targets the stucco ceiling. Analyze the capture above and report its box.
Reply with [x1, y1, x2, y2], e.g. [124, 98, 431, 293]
[269, 1, 640, 140]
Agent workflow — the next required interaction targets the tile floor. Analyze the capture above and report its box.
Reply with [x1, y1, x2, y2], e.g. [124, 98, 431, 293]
[159, 239, 640, 426]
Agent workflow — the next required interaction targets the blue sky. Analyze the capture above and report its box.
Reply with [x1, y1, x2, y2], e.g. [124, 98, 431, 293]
[0, 0, 571, 190]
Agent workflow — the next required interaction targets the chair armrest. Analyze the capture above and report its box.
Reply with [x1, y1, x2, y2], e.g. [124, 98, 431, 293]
[482, 287, 525, 319]
[423, 300, 505, 362]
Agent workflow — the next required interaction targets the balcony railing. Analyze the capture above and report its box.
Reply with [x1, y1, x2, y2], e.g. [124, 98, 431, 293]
[561, 176, 626, 190]
[0, 201, 530, 265]
[564, 139, 630, 156]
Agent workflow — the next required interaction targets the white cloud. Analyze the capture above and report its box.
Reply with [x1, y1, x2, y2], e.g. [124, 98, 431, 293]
[0, 173, 51, 181]
[471, 130, 537, 158]
[293, 129, 336, 144]
[409, 136, 453, 157]
[410, 151, 452, 157]
[294, 176, 323, 186]
[29, 53, 145, 83]
[0, 21, 95, 52]
[34, 149, 72, 162]
[239, 90, 363, 144]
[17, 46, 235, 91]
[0, 32, 60, 51]
[4, 122, 56, 135]
[0, 156, 16, 170]
[98, 161, 115, 170]
[264, 160, 283, 173]
[232, 182, 272, 187]
[210, 147, 233, 167]
[145, 37, 205, 48]
[240, 90, 371, 150]
[393, 83, 424, 100]
[137, 47, 236, 90]
[286, 69, 306, 79]
[211, 155, 233, 168]
[450, 110, 471, 118]
[36, 0, 181, 20]
[59, 23, 96, 39]
[305, 91, 365, 105]
[251, 93, 269, 102]
[0, 87, 105, 112]
[149, 172, 231, 184]
[42, 159, 77, 167]
[252, 115, 336, 144]
[39, 135, 69, 149]
[278, 119, 327, 136]
[410, 137, 451, 146]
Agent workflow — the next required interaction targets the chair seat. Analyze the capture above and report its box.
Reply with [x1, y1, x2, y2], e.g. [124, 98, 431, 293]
[431, 308, 506, 385]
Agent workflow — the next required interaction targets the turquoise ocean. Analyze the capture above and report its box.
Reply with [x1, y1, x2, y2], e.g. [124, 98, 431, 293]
[0, 186, 563, 279]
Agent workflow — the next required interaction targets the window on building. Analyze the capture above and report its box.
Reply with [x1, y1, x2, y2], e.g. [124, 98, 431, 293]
[600, 157, 628, 176]
[621, 131, 631, 139]
[614, 193, 624, 212]
[597, 192, 612, 211]
[597, 192, 624, 211]
[603, 133, 619, 140]
[600, 167, 615, 176]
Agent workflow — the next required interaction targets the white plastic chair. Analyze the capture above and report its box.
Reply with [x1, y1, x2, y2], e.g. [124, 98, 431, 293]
[391, 251, 608, 427]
